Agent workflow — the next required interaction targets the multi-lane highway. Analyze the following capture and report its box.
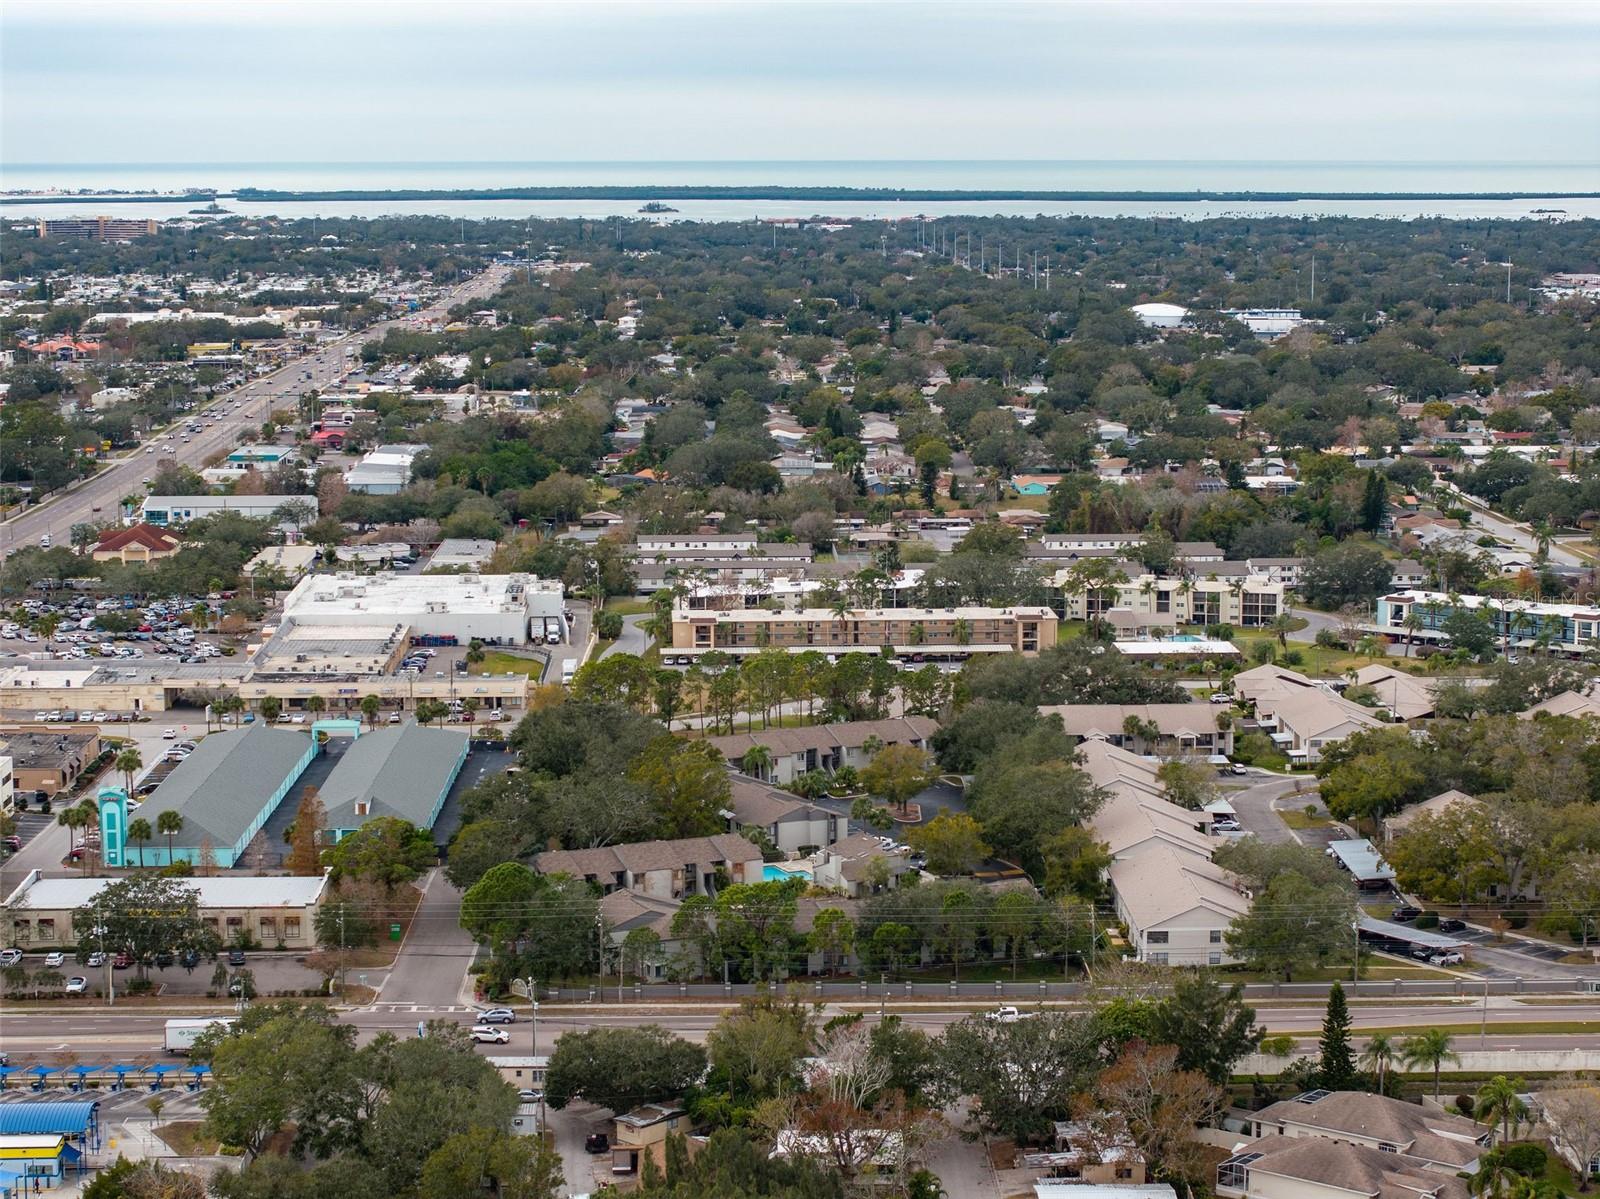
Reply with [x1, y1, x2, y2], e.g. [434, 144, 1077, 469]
[1, 264, 512, 557]
[3, 999, 1599, 1062]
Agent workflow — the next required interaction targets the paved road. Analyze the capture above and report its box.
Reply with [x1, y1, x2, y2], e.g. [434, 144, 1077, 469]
[599, 612, 649, 660]
[1439, 483, 1588, 569]
[1, 266, 511, 556]
[1223, 771, 1316, 846]
[377, 868, 479, 1009]
[8, 993, 1600, 1062]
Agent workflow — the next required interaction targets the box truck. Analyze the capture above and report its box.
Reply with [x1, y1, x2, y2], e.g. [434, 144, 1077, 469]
[165, 1016, 234, 1054]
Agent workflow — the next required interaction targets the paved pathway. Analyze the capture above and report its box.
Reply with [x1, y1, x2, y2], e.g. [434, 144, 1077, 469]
[379, 868, 479, 1008]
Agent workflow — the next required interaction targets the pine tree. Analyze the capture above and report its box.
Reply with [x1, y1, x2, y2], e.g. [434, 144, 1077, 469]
[1361, 470, 1388, 533]
[1318, 981, 1358, 1090]
[285, 786, 328, 876]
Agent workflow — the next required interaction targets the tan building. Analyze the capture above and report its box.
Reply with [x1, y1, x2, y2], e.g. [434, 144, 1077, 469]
[1041, 703, 1233, 757]
[1, 728, 102, 797]
[669, 605, 1057, 657]
[1049, 570, 1284, 629]
[611, 1102, 692, 1176]
[704, 716, 940, 785]
[1246, 1091, 1491, 1172]
[91, 523, 182, 564]
[533, 833, 764, 900]
[3, 869, 329, 951]
[1217, 1136, 1472, 1199]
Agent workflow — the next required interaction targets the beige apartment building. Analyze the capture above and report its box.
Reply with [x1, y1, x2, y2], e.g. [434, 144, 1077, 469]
[669, 605, 1057, 657]
[1050, 571, 1285, 629]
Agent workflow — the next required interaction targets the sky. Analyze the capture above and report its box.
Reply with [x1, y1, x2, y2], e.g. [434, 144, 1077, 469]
[3, 0, 1598, 168]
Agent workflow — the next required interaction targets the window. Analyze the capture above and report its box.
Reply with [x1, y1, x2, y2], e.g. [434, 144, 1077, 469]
[284, 917, 302, 941]
[259, 917, 277, 942]
[1148, 952, 1168, 965]
[1378, 1143, 1400, 1154]
[1147, 931, 1169, 945]
[1209, 952, 1223, 965]
[36, 919, 55, 941]
[1210, 929, 1223, 943]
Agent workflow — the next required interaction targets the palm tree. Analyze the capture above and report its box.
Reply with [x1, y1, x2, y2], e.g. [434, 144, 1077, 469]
[114, 747, 143, 798]
[157, 810, 184, 865]
[306, 695, 327, 718]
[952, 617, 972, 646]
[739, 745, 775, 782]
[259, 695, 282, 723]
[1401, 1028, 1461, 1100]
[1403, 608, 1423, 657]
[360, 694, 381, 729]
[1474, 1075, 1529, 1144]
[1361, 1032, 1397, 1094]
[1471, 1151, 1518, 1199]
[56, 805, 85, 870]
[127, 817, 153, 869]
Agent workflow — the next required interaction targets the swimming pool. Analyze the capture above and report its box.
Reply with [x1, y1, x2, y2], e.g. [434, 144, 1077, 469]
[763, 864, 813, 883]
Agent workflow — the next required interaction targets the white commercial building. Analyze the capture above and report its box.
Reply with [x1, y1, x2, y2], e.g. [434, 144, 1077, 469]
[281, 572, 563, 645]
[1130, 302, 1189, 329]
[343, 444, 425, 495]
[142, 494, 318, 528]
[1222, 308, 1307, 338]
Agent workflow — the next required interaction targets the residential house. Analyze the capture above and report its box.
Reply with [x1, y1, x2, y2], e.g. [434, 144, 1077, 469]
[611, 1102, 692, 1176]
[1348, 665, 1437, 721]
[704, 717, 939, 784]
[1523, 689, 1600, 720]
[723, 774, 844, 854]
[1383, 789, 1480, 841]
[1042, 703, 1233, 758]
[669, 605, 1057, 658]
[532, 834, 764, 900]
[1247, 1091, 1491, 1172]
[1048, 570, 1284, 629]
[1254, 687, 1386, 764]
[811, 832, 917, 898]
[1375, 590, 1600, 656]
[1216, 1137, 1472, 1199]
[1106, 845, 1248, 966]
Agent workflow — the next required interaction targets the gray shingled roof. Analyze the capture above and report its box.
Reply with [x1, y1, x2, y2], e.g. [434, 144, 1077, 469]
[135, 725, 314, 851]
[317, 723, 470, 832]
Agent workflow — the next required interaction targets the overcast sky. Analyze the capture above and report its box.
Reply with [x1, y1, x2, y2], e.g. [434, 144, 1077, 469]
[4, 0, 1598, 166]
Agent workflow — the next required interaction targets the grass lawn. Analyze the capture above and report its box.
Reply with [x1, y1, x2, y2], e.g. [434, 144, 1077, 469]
[602, 598, 654, 616]
[154, 1121, 220, 1156]
[474, 652, 546, 680]
[1278, 808, 1333, 831]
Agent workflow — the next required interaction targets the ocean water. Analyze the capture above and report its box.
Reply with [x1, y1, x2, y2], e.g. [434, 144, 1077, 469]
[3, 160, 1598, 222]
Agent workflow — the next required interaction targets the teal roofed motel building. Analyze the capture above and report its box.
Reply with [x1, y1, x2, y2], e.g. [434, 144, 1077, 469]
[97, 721, 470, 869]
[98, 724, 316, 869]
[1373, 589, 1600, 655]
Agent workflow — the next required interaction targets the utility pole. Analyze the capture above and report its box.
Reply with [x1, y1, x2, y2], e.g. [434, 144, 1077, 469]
[1310, 255, 1316, 304]
[1506, 262, 1513, 304]
[596, 912, 605, 1004]
[338, 907, 347, 1001]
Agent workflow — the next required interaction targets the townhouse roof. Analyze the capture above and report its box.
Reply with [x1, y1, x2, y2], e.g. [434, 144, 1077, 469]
[1071, 739, 1165, 800]
[1041, 703, 1225, 741]
[1093, 787, 1219, 861]
[703, 717, 939, 762]
[725, 775, 824, 827]
[1261, 687, 1386, 741]
[1254, 1091, 1489, 1169]
[1107, 843, 1247, 930]
[533, 833, 764, 879]
[1226, 1135, 1471, 1199]
[1524, 689, 1600, 720]
[94, 522, 180, 553]
[1350, 665, 1438, 720]
[1385, 789, 1480, 834]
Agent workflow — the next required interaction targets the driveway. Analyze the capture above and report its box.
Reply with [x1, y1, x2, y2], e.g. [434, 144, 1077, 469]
[599, 613, 649, 660]
[1223, 773, 1316, 845]
[378, 868, 478, 1008]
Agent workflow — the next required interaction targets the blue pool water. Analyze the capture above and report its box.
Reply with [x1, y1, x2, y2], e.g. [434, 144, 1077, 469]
[764, 865, 812, 883]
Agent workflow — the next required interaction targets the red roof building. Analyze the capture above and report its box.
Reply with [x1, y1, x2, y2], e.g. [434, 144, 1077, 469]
[92, 522, 182, 564]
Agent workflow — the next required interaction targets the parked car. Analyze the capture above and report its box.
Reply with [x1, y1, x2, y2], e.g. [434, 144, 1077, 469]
[1428, 951, 1465, 966]
[153, 951, 175, 968]
[477, 1008, 517, 1024]
[162, 728, 177, 740]
[86, 952, 105, 968]
[179, 949, 200, 969]
[226, 948, 247, 966]
[0, 948, 21, 967]
[1391, 905, 1422, 922]
[585, 1133, 610, 1154]
[65, 976, 88, 995]
[469, 1025, 510, 1044]
[1211, 819, 1242, 833]
[113, 952, 132, 969]
[1437, 918, 1468, 934]
[44, 952, 65, 967]
[985, 1005, 1021, 1024]
[1229, 763, 1249, 776]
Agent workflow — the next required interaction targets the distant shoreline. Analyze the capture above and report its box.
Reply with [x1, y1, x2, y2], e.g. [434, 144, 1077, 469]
[9, 186, 1594, 209]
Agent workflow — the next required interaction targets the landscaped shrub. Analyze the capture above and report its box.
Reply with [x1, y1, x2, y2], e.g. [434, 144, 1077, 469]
[1502, 1145, 1546, 1176]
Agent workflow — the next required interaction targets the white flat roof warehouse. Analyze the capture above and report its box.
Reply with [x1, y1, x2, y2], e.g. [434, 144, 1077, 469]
[3, 870, 330, 911]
